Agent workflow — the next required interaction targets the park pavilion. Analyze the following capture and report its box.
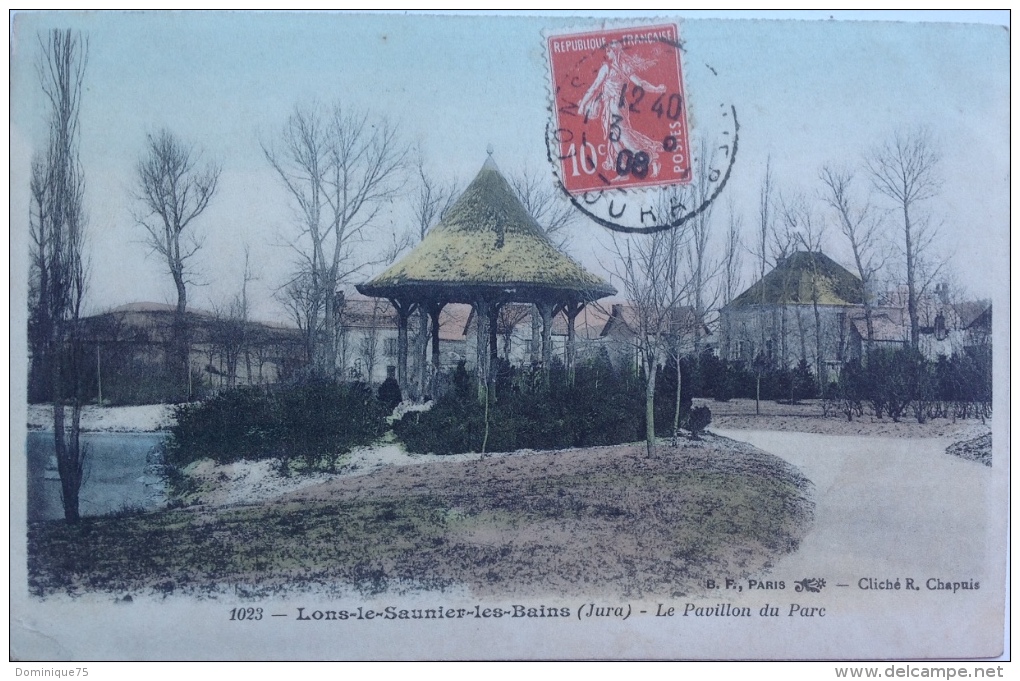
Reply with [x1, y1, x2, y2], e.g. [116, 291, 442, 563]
[357, 155, 615, 395]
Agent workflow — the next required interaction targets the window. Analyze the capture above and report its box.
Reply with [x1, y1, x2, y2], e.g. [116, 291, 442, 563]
[386, 365, 396, 379]
[384, 337, 398, 357]
[934, 313, 948, 341]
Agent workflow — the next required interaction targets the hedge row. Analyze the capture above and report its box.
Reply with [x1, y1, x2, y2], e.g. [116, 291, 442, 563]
[164, 380, 388, 473]
[393, 354, 706, 455]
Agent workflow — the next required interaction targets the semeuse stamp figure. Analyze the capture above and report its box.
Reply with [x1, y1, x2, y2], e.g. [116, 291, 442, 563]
[548, 24, 692, 195]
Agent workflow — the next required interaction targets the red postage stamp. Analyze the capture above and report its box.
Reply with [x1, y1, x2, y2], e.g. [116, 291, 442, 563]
[547, 24, 692, 195]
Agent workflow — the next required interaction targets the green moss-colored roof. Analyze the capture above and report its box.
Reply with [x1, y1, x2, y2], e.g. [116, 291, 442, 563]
[358, 158, 615, 304]
[727, 251, 864, 308]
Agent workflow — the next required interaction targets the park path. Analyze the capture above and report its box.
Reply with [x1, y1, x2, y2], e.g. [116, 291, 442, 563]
[712, 429, 995, 580]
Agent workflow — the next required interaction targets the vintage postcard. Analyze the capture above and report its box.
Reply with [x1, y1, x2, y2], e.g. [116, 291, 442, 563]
[10, 11, 1008, 661]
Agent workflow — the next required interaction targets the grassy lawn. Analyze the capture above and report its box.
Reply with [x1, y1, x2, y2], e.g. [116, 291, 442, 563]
[28, 437, 813, 600]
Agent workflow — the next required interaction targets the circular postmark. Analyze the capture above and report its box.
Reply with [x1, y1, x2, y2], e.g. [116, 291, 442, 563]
[545, 24, 738, 234]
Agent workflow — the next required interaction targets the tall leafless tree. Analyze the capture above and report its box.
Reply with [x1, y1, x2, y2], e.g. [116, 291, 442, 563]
[721, 204, 744, 307]
[747, 159, 775, 413]
[679, 140, 723, 354]
[753, 158, 774, 295]
[606, 231, 688, 458]
[746, 163, 811, 406]
[780, 193, 828, 391]
[29, 29, 90, 523]
[264, 102, 406, 377]
[651, 177, 715, 443]
[820, 165, 887, 344]
[653, 191, 696, 445]
[509, 166, 576, 250]
[135, 129, 220, 399]
[718, 201, 743, 361]
[865, 130, 941, 349]
[210, 246, 256, 387]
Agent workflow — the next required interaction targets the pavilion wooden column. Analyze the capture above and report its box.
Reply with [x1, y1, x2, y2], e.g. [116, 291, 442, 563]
[530, 306, 541, 365]
[537, 301, 554, 370]
[389, 298, 418, 395]
[474, 300, 491, 401]
[426, 301, 445, 398]
[416, 308, 429, 399]
[563, 301, 585, 383]
[488, 302, 502, 363]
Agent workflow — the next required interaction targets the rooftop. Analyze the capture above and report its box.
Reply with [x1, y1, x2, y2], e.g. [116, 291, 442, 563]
[727, 251, 864, 308]
[358, 157, 615, 304]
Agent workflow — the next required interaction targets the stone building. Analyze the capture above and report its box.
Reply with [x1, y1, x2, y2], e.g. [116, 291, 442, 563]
[720, 251, 993, 383]
[718, 251, 865, 382]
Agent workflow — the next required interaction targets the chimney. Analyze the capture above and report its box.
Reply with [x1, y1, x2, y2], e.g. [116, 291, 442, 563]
[935, 282, 949, 305]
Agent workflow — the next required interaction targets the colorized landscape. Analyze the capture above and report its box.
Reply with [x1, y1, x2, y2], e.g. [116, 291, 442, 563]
[14, 12, 1005, 661]
[27, 395, 991, 601]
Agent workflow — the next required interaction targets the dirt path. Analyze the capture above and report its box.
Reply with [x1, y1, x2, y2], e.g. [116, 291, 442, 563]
[712, 428, 994, 579]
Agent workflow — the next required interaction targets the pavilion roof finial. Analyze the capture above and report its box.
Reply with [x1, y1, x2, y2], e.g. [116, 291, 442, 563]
[482, 145, 499, 172]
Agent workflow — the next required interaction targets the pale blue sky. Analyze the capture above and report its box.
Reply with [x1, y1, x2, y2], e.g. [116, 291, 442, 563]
[11, 11, 1009, 322]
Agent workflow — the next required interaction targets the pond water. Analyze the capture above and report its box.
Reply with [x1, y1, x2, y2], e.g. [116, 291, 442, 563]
[26, 432, 167, 522]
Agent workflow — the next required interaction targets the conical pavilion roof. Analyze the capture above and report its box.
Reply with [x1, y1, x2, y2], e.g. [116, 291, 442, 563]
[358, 157, 615, 304]
[727, 251, 864, 308]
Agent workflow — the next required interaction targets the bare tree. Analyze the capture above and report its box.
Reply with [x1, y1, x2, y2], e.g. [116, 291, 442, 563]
[753, 158, 774, 294]
[780, 193, 828, 391]
[277, 268, 320, 367]
[264, 102, 406, 376]
[718, 201, 743, 361]
[496, 303, 532, 358]
[606, 231, 688, 458]
[209, 246, 256, 387]
[134, 129, 220, 398]
[721, 203, 744, 307]
[750, 161, 771, 403]
[679, 140, 723, 354]
[865, 130, 941, 349]
[820, 165, 887, 345]
[509, 166, 576, 250]
[651, 182, 705, 443]
[747, 159, 775, 413]
[29, 29, 90, 523]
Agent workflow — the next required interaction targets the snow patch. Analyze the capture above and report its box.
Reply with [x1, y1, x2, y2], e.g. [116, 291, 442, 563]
[28, 404, 176, 432]
[187, 459, 337, 507]
[185, 441, 520, 509]
[389, 400, 434, 421]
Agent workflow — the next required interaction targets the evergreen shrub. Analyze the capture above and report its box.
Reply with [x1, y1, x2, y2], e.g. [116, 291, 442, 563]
[377, 376, 403, 413]
[686, 405, 712, 438]
[165, 379, 387, 472]
[394, 356, 646, 455]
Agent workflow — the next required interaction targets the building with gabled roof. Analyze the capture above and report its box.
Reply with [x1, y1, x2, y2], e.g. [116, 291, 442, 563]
[719, 251, 867, 382]
[728, 251, 865, 309]
[721, 251, 993, 382]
